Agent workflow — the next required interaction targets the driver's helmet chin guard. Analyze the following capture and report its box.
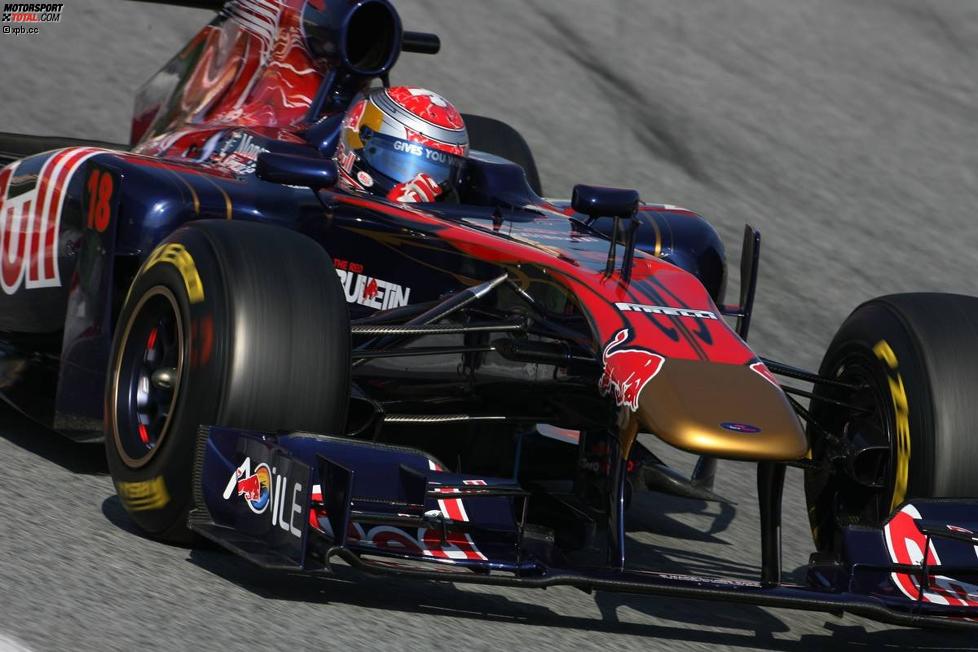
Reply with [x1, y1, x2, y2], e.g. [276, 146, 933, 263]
[334, 86, 469, 203]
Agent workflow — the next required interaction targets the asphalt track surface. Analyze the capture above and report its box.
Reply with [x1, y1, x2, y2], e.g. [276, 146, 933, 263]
[1, 1, 977, 650]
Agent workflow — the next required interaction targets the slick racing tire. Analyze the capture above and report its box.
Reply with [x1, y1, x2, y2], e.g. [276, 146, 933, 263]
[805, 293, 978, 554]
[462, 113, 543, 196]
[105, 220, 350, 543]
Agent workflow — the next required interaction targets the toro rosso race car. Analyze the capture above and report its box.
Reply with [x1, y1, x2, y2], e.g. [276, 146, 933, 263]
[2, 0, 978, 631]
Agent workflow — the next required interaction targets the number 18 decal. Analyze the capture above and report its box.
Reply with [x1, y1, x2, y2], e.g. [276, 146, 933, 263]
[86, 169, 115, 233]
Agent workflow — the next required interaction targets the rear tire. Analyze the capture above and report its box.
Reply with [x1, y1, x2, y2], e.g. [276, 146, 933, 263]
[105, 220, 350, 542]
[805, 293, 978, 553]
[462, 113, 543, 196]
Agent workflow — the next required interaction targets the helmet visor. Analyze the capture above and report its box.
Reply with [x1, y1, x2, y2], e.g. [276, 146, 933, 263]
[359, 131, 466, 191]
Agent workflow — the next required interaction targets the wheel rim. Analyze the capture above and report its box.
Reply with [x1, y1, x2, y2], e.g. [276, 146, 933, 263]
[111, 286, 185, 468]
[808, 351, 897, 545]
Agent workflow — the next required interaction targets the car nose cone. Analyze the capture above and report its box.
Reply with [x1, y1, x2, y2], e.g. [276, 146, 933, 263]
[635, 359, 809, 461]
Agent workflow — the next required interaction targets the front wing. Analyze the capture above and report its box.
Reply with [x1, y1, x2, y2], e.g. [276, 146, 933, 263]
[189, 425, 978, 630]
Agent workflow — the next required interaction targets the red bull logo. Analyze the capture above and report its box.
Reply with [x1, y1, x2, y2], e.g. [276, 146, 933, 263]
[236, 473, 261, 501]
[230, 462, 272, 514]
[598, 328, 665, 411]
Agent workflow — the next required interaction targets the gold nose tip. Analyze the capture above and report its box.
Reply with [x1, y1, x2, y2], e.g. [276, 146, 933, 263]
[635, 359, 809, 461]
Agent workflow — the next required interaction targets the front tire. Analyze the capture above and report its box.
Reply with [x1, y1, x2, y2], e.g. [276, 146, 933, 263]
[105, 220, 350, 542]
[805, 293, 978, 553]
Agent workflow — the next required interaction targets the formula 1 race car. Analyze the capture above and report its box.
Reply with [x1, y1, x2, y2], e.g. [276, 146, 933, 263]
[1, 0, 977, 631]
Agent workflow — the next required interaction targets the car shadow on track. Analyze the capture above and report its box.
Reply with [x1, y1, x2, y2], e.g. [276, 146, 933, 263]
[102, 493, 160, 539]
[624, 491, 760, 582]
[628, 490, 738, 543]
[0, 404, 107, 475]
[183, 543, 974, 651]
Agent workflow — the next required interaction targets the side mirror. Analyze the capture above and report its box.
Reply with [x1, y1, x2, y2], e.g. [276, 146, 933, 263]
[256, 152, 338, 189]
[571, 184, 642, 281]
[571, 184, 639, 219]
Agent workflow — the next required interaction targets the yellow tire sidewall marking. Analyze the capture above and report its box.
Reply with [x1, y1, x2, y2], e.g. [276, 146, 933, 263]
[116, 476, 170, 511]
[144, 243, 205, 304]
[873, 339, 910, 512]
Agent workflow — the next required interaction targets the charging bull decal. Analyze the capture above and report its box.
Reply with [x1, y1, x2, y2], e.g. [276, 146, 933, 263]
[598, 328, 665, 411]
[884, 504, 978, 608]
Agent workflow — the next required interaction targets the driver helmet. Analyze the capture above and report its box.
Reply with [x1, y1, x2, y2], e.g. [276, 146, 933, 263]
[334, 86, 469, 203]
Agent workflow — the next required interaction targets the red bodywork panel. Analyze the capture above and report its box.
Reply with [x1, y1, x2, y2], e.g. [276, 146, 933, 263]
[132, 0, 321, 147]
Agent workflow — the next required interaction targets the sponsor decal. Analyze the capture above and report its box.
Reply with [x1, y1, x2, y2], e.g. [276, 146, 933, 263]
[0, 148, 106, 294]
[2, 2, 62, 34]
[598, 328, 665, 411]
[206, 131, 267, 175]
[144, 243, 205, 304]
[356, 170, 374, 188]
[720, 422, 762, 433]
[884, 504, 978, 607]
[615, 302, 717, 320]
[578, 458, 601, 473]
[223, 456, 305, 539]
[393, 140, 424, 157]
[333, 258, 411, 310]
[233, 462, 272, 514]
[651, 572, 758, 588]
[578, 438, 637, 476]
[391, 140, 456, 166]
[116, 476, 170, 511]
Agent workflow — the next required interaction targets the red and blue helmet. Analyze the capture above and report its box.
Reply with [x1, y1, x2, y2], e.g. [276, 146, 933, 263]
[334, 86, 469, 203]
